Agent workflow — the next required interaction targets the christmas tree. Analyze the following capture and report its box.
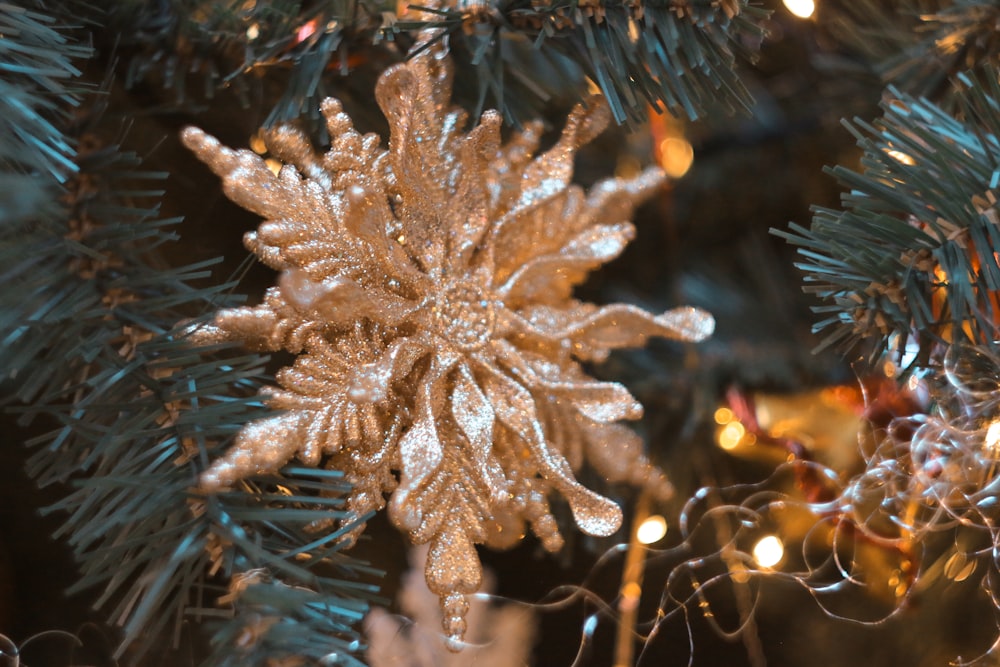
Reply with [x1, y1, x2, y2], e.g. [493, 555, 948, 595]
[4, 1, 1000, 665]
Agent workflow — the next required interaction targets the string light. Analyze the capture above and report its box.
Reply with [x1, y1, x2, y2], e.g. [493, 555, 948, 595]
[886, 149, 916, 166]
[659, 137, 695, 179]
[985, 419, 1000, 450]
[636, 515, 668, 544]
[752, 535, 784, 568]
[718, 420, 745, 450]
[783, 0, 815, 19]
[714, 407, 734, 424]
[714, 406, 759, 451]
[650, 111, 694, 179]
[627, 17, 640, 43]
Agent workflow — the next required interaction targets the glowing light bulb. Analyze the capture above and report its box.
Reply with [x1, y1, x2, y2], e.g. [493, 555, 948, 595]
[887, 149, 915, 166]
[627, 17, 640, 43]
[783, 0, 815, 19]
[658, 137, 694, 179]
[714, 407, 734, 425]
[752, 535, 784, 568]
[718, 420, 745, 450]
[986, 420, 1000, 451]
[636, 515, 668, 544]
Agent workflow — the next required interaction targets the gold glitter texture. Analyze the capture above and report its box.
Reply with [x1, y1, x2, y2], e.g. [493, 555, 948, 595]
[182, 40, 713, 647]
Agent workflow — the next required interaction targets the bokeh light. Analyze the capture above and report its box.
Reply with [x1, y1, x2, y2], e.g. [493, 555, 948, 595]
[658, 137, 694, 178]
[783, 0, 815, 19]
[718, 420, 746, 450]
[986, 419, 1000, 451]
[637, 515, 668, 544]
[752, 535, 785, 568]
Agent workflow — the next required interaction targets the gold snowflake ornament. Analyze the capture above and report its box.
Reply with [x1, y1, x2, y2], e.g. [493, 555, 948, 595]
[182, 41, 713, 646]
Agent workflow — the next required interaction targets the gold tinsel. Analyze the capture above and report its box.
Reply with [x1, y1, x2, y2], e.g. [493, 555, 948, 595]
[182, 38, 713, 646]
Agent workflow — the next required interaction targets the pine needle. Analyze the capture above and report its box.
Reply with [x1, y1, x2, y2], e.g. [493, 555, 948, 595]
[774, 67, 1000, 373]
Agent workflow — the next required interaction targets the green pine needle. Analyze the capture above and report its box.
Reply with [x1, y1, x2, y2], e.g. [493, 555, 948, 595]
[1, 50, 380, 665]
[0, 2, 89, 191]
[102, 0, 768, 127]
[204, 577, 373, 667]
[774, 67, 1000, 372]
[0, 0, 90, 316]
[826, 0, 1000, 108]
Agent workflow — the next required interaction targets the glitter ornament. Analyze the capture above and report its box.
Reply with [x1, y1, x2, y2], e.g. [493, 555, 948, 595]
[182, 37, 713, 646]
[366, 544, 535, 667]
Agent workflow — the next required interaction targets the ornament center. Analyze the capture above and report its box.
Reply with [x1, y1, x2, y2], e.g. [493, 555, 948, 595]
[433, 283, 496, 351]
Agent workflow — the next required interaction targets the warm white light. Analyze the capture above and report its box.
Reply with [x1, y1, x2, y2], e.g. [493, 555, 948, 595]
[752, 535, 784, 568]
[636, 515, 668, 544]
[886, 149, 916, 166]
[658, 137, 694, 179]
[627, 17, 640, 43]
[783, 0, 815, 19]
[714, 407, 734, 425]
[718, 420, 745, 450]
[986, 420, 1000, 451]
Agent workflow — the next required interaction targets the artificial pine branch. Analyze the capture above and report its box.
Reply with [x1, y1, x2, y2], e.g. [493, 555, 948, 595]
[203, 469, 382, 667]
[0, 1, 92, 354]
[0, 2, 89, 189]
[405, 0, 770, 124]
[0, 0, 101, 406]
[0, 7, 382, 663]
[101, 0, 768, 127]
[824, 0, 1000, 109]
[774, 68, 1000, 372]
[101, 0, 391, 128]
